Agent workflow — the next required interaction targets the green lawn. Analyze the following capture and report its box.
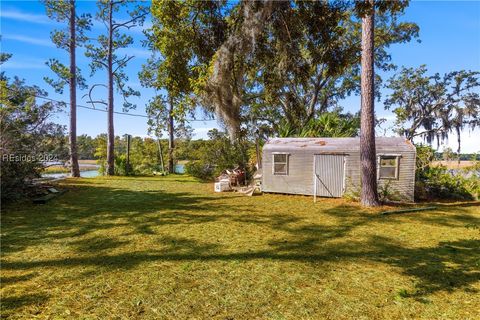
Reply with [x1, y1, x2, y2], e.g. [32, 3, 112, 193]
[1, 176, 479, 319]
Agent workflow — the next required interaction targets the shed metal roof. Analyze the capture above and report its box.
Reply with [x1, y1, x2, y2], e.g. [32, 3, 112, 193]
[263, 137, 415, 153]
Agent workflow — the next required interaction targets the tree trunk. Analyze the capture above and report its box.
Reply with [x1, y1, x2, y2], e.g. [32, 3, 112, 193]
[456, 126, 461, 165]
[156, 137, 165, 173]
[360, 0, 379, 207]
[69, 0, 80, 177]
[255, 134, 262, 169]
[126, 134, 131, 175]
[168, 97, 175, 174]
[106, 1, 115, 176]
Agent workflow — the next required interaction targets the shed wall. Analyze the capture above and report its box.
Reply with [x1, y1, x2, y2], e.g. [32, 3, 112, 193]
[343, 151, 416, 202]
[262, 150, 315, 195]
[262, 148, 415, 202]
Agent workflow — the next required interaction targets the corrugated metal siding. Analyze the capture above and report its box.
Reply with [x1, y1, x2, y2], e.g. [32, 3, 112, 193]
[262, 137, 416, 202]
[315, 155, 345, 197]
[262, 149, 315, 195]
[378, 151, 416, 202]
[344, 151, 416, 202]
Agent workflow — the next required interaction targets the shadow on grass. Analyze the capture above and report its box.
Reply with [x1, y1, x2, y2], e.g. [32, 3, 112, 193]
[0, 273, 38, 287]
[70, 236, 130, 253]
[2, 237, 478, 299]
[370, 237, 480, 297]
[1, 177, 479, 315]
[385, 202, 480, 228]
[1, 183, 240, 255]
[0, 293, 49, 314]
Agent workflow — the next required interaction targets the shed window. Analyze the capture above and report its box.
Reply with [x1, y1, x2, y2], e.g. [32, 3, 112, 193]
[273, 153, 289, 175]
[378, 155, 399, 179]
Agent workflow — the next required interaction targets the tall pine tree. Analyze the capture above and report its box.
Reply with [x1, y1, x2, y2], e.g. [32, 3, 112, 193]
[43, 0, 91, 177]
[359, 0, 380, 206]
[85, 0, 148, 175]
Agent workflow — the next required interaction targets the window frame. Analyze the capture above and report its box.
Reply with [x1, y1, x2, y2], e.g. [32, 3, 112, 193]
[377, 154, 401, 180]
[272, 152, 289, 176]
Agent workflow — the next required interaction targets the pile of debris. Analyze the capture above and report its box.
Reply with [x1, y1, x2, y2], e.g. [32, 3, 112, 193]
[31, 184, 67, 204]
[214, 167, 245, 192]
[214, 168, 262, 196]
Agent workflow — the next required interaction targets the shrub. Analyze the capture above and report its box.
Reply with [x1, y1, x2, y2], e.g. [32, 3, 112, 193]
[378, 180, 402, 202]
[1, 77, 66, 203]
[343, 179, 402, 203]
[413, 145, 479, 200]
[95, 135, 166, 176]
[416, 165, 478, 201]
[184, 130, 252, 181]
[185, 161, 214, 180]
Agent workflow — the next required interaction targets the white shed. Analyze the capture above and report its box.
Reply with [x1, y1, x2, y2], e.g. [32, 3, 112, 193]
[262, 137, 416, 202]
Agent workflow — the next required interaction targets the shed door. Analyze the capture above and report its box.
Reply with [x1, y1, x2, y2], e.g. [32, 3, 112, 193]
[314, 154, 345, 197]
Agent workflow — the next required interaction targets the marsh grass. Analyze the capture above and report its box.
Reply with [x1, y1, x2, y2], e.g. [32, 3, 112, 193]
[43, 165, 99, 174]
[1, 175, 479, 319]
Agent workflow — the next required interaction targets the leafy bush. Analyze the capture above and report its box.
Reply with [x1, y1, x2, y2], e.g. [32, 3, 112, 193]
[343, 145, 479, 202]
[95, 135, 167, 176]
[343, 179, 402, 203]
[184, 129, 251, 181]
[415, 145, 479, 200]
[184, 161, 214, 180]
[416, 166, 477, 200]
[343, 179, 360, 202]
[1, 76, 66, 203]
[92, 129, 256, 180]
[378, 180, 402, 202]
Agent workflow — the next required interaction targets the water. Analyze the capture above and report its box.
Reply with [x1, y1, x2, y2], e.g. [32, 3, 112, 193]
[175, 164, 185, 174]
[80, 170, 100, 178]
[41, 165, 183, 179]
[41, 170, 99, 179]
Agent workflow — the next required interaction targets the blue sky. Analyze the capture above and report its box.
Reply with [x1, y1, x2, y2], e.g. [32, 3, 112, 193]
[1, 1, 479, 152]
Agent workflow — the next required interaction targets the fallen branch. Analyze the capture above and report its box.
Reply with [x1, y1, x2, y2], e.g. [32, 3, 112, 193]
[381, 206, 437, 215]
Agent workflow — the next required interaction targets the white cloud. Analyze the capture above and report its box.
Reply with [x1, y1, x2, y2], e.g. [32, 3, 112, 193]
[2, 59, 46, 70]
[3, 34, 54, 47]
[0, 9, 52, 25]
[117, 47, 150, 59]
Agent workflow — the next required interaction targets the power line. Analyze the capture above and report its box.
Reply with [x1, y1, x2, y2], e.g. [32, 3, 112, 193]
[4, 86, 216, 122]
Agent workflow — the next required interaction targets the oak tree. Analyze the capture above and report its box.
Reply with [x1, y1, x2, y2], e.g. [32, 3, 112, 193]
[385, 66, 480, 158]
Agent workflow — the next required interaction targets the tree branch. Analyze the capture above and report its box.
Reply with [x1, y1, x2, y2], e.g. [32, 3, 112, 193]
[113, 55, 134, 73]
[112, 12, 148, 31]
[92, 59, 108, 69]
[83, 83, 108, 109]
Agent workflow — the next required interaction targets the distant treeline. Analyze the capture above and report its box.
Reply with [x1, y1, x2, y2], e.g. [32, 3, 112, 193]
[73, 129, 253, 178]
[433, 152, 480, 161]
[66, 133, 480, 161]
[59, 134, 206, 161]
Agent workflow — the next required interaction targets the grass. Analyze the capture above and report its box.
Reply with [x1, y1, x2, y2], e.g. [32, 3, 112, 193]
[43, 159, 99, 174]
[78, 160, 98, 165]
[1, 175, 479, 319]
[43, 160, 99, 174]
[432, 160, 477, 169]
[43, 165, 99, 174]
